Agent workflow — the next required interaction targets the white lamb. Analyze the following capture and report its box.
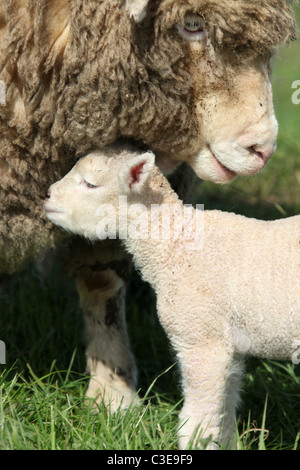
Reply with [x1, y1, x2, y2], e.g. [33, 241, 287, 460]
[44, 145, 300, 449]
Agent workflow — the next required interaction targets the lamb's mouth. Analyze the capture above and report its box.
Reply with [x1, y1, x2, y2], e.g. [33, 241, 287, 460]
[43, 202, 63, 217]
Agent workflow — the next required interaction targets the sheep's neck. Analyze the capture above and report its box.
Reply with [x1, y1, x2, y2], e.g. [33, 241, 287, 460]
[121, 169, 181, 288]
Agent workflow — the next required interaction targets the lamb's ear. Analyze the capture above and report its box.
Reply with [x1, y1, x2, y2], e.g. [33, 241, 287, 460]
[126, 0, 149, 23]
[119, 151, 155, 194]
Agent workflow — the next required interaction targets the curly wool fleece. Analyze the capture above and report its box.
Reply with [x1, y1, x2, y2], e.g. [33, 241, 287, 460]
[0, 0, 296, 272]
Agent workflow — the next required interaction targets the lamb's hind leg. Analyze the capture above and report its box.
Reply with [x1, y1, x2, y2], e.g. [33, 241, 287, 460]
[69, 239, 138, 413]
[220, 355, 245, 449]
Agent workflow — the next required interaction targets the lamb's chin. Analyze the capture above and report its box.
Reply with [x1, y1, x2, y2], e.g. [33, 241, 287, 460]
[45, 211, 62, 223]
[45, 212, 72, 233]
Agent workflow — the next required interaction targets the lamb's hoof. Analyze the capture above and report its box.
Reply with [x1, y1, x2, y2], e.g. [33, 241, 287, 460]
[179, 433, 220, 450]
[205, 442, 220, 450]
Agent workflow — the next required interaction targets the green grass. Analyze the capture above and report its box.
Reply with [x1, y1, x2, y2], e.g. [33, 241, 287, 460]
[0, 268, 182, 450]
[0, 360, 180, 450]
[0, 266, 299, 450]
[1, 7, 300, 450]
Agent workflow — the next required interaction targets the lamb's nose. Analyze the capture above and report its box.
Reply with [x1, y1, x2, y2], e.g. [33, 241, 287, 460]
[46, 190, 51, 199]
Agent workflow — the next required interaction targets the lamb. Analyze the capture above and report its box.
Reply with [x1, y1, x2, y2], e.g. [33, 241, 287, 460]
[44, 145, 300, 449]
[0, 0, 296, 413]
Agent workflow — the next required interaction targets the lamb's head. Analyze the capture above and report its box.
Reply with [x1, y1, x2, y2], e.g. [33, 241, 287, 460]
[44, 148, 156, 240]
[122, 0, 296, 183]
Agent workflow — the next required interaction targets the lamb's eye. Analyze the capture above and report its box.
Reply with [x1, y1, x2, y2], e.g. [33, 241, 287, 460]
[176, 14, 206, 42]
[82, 179, 99, 189]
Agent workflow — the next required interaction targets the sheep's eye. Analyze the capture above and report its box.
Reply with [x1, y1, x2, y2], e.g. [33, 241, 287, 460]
[184, 14, 203, 32]
[176, 14, 206, 42]
[82, 179, 99, 189]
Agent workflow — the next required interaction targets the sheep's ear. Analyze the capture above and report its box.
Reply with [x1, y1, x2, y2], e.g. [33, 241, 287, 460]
[119, 151, 155, 194]
[126, 0, 149, 23]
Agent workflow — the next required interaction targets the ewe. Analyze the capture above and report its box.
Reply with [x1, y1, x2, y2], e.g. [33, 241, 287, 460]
[45, 146, 300, 449]
[0, 0, 296, 411]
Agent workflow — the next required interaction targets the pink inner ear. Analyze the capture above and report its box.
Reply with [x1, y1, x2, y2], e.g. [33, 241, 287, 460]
[130, 161, 145, 187]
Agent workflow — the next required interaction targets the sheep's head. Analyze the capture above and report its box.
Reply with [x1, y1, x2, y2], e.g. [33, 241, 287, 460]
[21, 0, 295, 185]
[44, 147, 157, 240]
[122, 0, 296, 183]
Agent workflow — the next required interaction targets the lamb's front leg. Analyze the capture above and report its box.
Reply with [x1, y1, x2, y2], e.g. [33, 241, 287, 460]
[177, 344, 236, 450]
[70, 239, 138, 413]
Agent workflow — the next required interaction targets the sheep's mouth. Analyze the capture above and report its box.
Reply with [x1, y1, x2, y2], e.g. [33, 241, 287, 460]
[211, 152, 237, 181]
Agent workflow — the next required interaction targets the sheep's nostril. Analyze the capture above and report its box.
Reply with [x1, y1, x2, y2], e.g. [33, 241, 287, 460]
[247, 145, 273, 164]
[46, 190, 51, 199]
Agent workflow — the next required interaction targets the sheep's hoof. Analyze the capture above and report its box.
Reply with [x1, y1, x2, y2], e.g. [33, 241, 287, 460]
[85, 375, 140, 414]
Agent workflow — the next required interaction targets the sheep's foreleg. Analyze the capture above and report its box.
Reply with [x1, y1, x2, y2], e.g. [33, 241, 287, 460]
[71, 240, 138, 412]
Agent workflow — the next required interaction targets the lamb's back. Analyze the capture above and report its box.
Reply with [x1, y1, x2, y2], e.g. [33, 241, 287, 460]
[158, 211, 300, 358]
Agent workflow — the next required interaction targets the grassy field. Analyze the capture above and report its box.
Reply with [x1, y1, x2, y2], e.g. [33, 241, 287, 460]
[0, 8, 300, 451]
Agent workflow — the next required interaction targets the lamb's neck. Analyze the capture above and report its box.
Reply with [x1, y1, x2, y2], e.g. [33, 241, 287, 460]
[120, 168, 180, 288]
